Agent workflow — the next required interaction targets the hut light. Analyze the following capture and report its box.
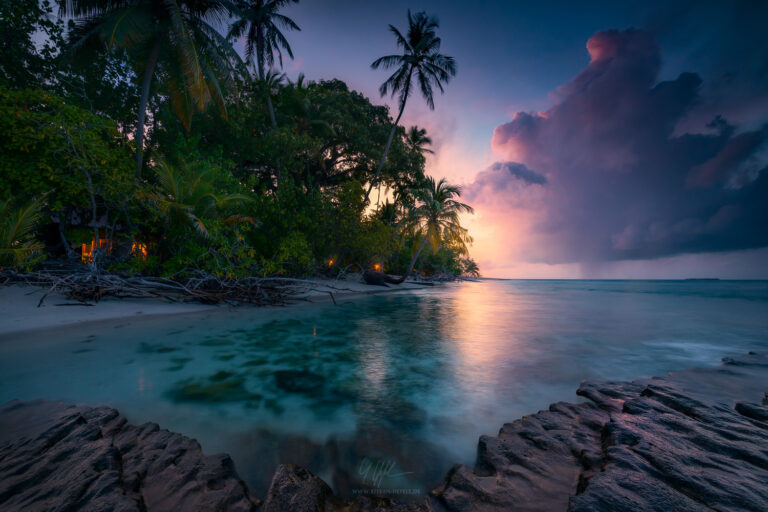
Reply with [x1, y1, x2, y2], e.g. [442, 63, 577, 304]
[81, 235, 112, 263]
[132, 242, 148, 261]
[328, 259, 334, 266]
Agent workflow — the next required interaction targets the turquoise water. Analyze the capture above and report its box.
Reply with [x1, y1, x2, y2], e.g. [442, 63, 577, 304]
[1, 279, 767, 498]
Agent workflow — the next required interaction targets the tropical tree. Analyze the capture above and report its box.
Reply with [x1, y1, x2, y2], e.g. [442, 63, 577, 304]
[0, 196, 45, 269]
[366, 10, 456, 203]
[0, 0, 63, 89]
[461, 258, 480, 278]
[394, 176, 473, 282]
[150, 159, 254, 239]
[406, 125, 433, 154]
[60, 0, 243, 169]
[228, 0, 300, 127]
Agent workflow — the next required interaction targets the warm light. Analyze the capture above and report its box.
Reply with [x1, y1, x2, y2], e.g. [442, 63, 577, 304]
[373, 263, 381, 271]
[132, 242, 148, 261]
[328, 259, 334, 266]
[81, 235, 112, 263]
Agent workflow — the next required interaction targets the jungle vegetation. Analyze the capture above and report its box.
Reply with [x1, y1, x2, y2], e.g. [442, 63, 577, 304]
[0, 0, 479, 279]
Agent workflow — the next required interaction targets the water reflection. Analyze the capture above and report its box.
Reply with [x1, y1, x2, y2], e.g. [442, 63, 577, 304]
[1, 280, 767, 500]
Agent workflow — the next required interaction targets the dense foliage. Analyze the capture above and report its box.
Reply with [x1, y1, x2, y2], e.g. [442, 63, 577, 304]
[0, 1, 479, 278]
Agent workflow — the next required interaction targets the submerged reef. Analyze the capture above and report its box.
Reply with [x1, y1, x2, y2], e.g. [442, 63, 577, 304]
[1, 352, 767, 511]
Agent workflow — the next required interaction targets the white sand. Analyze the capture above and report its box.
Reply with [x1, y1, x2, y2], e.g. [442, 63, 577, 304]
[0, 276, 429, 337]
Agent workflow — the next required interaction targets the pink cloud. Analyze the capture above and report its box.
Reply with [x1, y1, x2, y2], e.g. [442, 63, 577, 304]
[466, 29, 768, 272]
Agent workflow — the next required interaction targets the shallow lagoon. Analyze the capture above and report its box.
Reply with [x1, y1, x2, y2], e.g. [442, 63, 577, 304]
[1, 279, 767, 498]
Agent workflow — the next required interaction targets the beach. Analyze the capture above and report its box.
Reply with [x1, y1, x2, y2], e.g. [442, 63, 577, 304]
[0, 277, 430, 338]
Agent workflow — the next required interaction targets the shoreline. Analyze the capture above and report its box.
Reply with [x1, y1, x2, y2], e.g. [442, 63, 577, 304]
[0, 277, 434, 339]
[1, 352, 766, 510]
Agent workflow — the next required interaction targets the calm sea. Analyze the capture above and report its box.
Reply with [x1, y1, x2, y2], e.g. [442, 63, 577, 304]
[1, 279, 767, 498]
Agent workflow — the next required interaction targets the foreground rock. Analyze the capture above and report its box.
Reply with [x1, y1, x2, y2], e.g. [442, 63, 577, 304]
[2, 353, 767, 511]
[432, 352, 768, 511]
[0, 400, 258, 511]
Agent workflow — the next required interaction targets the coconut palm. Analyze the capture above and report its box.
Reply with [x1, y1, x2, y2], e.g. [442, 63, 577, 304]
[60, 0, 243, 170]
[461, 258, 480, 278]
[365, 10, 456, 203]
[228, 0, 300, 128]
[406, 125, 434, 154]
[391, 176, 472, 283]
[151, 160, 255, 238]
[0, 196, 45, 268]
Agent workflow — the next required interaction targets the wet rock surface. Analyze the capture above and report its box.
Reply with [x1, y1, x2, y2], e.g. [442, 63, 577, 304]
[0, 400, 258, 512]
[431, 352, 768, 511]
[1, 352, 767, 511]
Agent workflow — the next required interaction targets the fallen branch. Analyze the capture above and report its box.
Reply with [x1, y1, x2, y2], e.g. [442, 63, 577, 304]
[0, 269, 349, 307]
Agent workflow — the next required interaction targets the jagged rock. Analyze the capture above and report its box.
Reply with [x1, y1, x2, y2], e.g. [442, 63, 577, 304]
[2, 353, 768, 511]
[0, 400, 258, 512]
[262, 464, 332, 511]
[430, 352, 768, 512]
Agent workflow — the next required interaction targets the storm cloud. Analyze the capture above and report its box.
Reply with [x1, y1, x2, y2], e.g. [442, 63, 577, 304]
[481, 29, 768, 264]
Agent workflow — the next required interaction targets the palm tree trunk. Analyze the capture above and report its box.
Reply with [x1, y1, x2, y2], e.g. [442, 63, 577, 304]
[266, 91, 277, 127]
[268, 93, 281, 187]
[256, 32, 281, 190]
[389, 235, 427, 284]
[259, 60, 282, 189]
[135, 40, 161, 172]
[363, 67, 413, 204]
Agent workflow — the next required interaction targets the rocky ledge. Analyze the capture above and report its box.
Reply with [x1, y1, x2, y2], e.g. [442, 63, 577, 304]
[1, 352, 767, 511]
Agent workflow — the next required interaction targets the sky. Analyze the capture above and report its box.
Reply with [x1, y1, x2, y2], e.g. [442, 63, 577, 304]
[255, 1, 768, 278]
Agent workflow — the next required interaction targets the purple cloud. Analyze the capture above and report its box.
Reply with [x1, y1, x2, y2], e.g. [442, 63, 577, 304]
[481, 29, 768, 264]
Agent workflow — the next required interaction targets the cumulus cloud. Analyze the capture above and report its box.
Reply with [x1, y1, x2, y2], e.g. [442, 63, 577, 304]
[477, 28, 768, 264]
[464, 161, 546, 198]
[461, 162, 547, 216]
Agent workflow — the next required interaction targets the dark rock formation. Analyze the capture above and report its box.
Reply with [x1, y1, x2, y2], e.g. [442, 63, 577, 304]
[0, 400, 258, 512]
[262, 464, 427, 512]
[2, 353, 767, 511]
[262, 464, 333, 511]
[431, 352, 768, 511]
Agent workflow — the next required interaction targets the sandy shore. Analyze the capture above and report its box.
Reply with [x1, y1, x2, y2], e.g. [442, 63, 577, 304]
[0, 277, 430, 338]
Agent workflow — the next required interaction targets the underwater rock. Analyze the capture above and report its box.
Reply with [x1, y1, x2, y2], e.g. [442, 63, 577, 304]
[137, 342, 180, 354]
[2, 353, 767, 511]
[0, 400, 258, 512]
[274, 370, 325, 394]
[167, 371, 261, 403]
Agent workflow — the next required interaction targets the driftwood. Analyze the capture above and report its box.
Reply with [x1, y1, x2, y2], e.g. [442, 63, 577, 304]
[361, 269, 400, 287]
[0, 269, 352, 307]
[362, 269, 455, 286]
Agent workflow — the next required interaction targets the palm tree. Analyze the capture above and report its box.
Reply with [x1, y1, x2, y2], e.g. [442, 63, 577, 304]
[60, 0, 243, 170]
[151, 160, 255, 239]
[228, 0, 300, 128]
[366, 10, 456, 203]
[374, 125, 433, 207]
[406, 125, 434, 155]
[461, 258, 480, 278]
[392, 176, 473, 283]
[0, 196, 45, 269]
